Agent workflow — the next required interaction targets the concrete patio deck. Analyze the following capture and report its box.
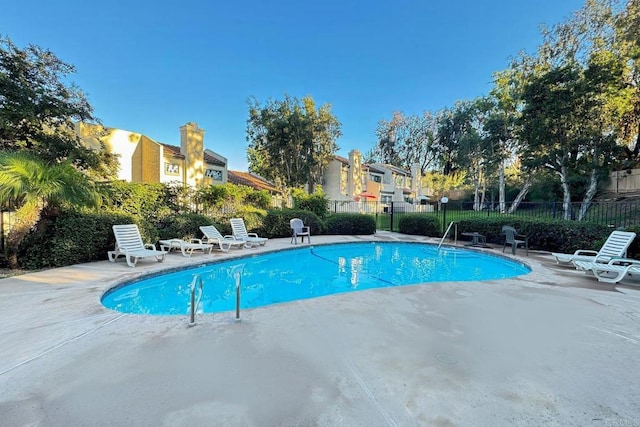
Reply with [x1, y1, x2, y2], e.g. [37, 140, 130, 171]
[0, 232, 639, 426]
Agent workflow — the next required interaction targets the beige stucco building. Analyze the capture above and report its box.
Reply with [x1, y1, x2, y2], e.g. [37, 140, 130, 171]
[322, 149, 421, 203]
[76, 122, 227, 188]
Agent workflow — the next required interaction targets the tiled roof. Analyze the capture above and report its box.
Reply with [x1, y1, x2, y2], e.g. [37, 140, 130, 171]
[161, 144, 226, 167]
[228, 170, 280, 193]
[334, 155, 349, 165]
[160, 144, 185, 159]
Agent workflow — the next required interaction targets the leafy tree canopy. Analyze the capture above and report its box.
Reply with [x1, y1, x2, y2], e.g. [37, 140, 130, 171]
[370, 111, 439, 174]
[246, 94, 341, 192]
[0, 36, 117, 178]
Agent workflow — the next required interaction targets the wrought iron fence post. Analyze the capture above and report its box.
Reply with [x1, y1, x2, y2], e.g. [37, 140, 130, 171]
[375, 201, 378, 230]
[390, 202, 394, 232]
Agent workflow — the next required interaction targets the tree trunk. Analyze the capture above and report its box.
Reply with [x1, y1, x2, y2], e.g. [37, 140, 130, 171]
[473, 180, 480, 211]
[307, 175, 316, 194]
[498, 162, 506, 213]
[480, 173, 486, 210]
[5, 203, 41, 269]
[559, 165, 573, 220]
[507, 175, 534, 214]
[472, 167, 481, 211]
[577, 168, 599, 221]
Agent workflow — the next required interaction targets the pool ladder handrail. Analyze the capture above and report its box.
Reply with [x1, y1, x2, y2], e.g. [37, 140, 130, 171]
[438, 221, 458, 251]
[232, 266, 243, 321]
[188, 274, 204, 326]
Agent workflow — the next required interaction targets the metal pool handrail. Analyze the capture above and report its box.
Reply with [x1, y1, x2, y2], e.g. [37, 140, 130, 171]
[234, 268, 242, 321]
[188, 274, 204, 326]
[438, 221, 457, 251]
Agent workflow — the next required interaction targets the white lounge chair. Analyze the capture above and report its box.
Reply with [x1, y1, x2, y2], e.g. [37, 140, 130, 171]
[290, 218, 311, 244]
[108, 224, 167, 267]
[574, 258, 640, 284]
[551, 230, 636, 266]
[230, 218, 268, 247]
[158, 238, 214, 257]
[198, 225, 247, 252]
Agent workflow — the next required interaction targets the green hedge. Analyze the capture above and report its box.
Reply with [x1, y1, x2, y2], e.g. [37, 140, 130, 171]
[398, 214, 440, 236]
[156, 213, 213, 240]
[293, 194, 329, 219]
[18, 210, 137, 269]
[624, 225, 640, 259]
[325, 214, 376, 235]
[450, 217, 614, 253]
[215, 208, 266, 236]
[259, 209, 325, 238]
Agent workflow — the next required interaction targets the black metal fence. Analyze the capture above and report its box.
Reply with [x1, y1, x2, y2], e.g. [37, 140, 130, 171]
[327, 200, 640, 232]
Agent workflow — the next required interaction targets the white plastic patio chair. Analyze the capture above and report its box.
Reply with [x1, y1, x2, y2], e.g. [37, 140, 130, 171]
[108, 224, 166, 267]
[551, 230, 636, 267]
[290, 218, 311, 244]
[198, 225, 247, 252]
[229, 218, 268, 247]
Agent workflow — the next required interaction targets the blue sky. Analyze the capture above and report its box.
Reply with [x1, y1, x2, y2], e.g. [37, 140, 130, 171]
[3, 0, 585, 170]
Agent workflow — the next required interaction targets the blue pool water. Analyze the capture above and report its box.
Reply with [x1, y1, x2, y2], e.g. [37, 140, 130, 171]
[101, 242, 530, 315]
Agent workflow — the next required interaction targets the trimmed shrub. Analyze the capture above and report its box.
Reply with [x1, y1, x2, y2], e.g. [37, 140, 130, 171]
[103, 181, 176, 222]
[293, 192, 329, 219]
[18, 210, 137, 269]
[242, 208, 266, 232]
[244, 190, 272, 210]
[156, 213, 213, 240]
[394, 215, 620, 253]
[259, 209, 325, 238]
[453, 217, 612, 253]
[398, 214, 440, 236]
[325, 214, 376, 235]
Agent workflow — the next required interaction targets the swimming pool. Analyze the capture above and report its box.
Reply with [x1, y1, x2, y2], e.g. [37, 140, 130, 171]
[101, 242, 530, 315]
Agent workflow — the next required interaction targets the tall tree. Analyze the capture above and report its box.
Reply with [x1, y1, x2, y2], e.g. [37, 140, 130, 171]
[372, 112, 403, 166]
[0, 37, 117, 178]
[513, 0, 628, 219]
[433, 100, 476, 175]
[519, 57, 628, 219]
[246, 95, 341, 192]
[372, 111, 438, 173]
[486, 71, 524, 213]
[614, 0, 640, 165]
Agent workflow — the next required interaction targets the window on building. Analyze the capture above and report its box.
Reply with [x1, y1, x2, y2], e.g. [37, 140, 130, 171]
[205, 169, 223, 181]
[165, 163, 180, 175]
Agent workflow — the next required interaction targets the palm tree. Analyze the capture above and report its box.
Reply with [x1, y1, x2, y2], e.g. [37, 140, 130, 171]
[0, 151, 102, 269]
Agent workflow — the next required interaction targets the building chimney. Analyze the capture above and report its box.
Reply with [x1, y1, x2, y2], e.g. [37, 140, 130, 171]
[180, 122, 204, 188]
[348, 149, 363, 198]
